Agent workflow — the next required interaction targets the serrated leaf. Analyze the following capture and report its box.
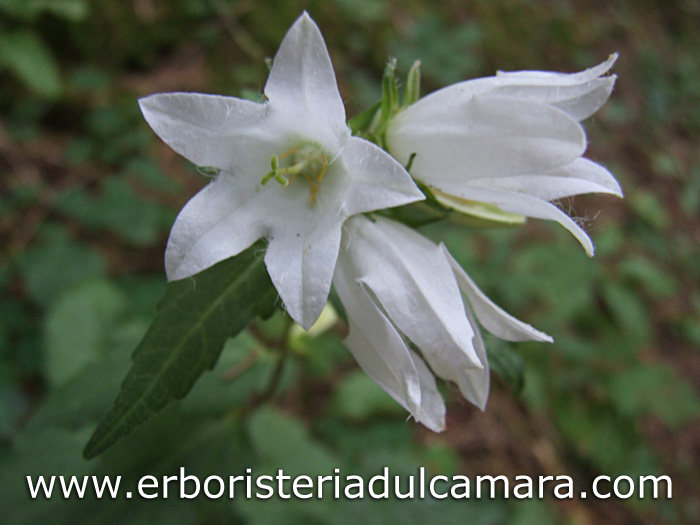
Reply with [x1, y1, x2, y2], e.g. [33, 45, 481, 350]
[0, 30, 62, 98]
[83, 243, 277, 459]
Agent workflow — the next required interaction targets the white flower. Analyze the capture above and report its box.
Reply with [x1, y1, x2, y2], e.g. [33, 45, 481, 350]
[138, 13, 423, 329]
[333, 215, 552, 431]
[387, 55, 622, 256]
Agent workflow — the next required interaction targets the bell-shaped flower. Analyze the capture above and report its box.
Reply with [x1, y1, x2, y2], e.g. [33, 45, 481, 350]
[333, 215, 552, 431]
[138, 13, 423, 329]
[386, 55, 622, 256]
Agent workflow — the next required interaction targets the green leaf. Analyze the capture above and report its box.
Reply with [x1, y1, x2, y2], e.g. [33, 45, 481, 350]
[0, 0, 88, 20]
[239, 408, 339, 525]
[34, 0, 89, 21]
[332, 371, 404, 420]
[44, 280, 127, 388]
[83, 243, 277, 459]
[487, 340, 525, 396]
[0, 30, 62, 98]
[601, 282, 651, 347]
[247, 407, 337, 475]
[619, 255, 678, 299]
[55, 178, 170, 245]
[348, 101, 380, 136]
[554, 397, 659, 478]
[16, 224, 107, 308]
[607, 364, 700, 429]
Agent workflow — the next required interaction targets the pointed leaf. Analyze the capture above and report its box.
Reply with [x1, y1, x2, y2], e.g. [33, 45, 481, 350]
[0, 30, 62, 98]
[83, 243, 276, 459]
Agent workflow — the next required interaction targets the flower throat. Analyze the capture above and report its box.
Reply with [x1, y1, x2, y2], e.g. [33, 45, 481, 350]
[261, 143, 329, 207]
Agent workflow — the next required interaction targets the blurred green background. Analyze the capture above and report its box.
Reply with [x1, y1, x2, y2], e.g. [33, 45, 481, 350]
[1, 0, 699, 523]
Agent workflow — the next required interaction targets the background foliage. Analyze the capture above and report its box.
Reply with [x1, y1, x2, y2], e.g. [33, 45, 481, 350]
[1, 0, 699, 523]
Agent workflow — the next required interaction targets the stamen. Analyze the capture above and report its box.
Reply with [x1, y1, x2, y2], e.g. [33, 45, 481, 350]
[260, 143, 330, 206]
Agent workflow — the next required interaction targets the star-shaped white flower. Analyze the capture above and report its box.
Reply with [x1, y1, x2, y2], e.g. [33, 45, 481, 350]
[139, 13, 423, 329]
[387, 55, 622, 256]
[333, 215, 552, 431]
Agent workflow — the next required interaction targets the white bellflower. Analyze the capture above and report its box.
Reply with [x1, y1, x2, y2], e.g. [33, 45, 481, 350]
[387, 55, 622, 255]
[333, 216, 552, 430]
[139, 13, 423, 329]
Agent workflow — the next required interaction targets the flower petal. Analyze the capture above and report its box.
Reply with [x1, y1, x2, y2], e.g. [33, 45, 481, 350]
[335, 237, 446, 431]
[494, 54, 618, 121]
[460, 305, 490, 410]
[264, 12, 347, 139]
[338, 136, 425, 214]
[164, 174, 265, 280]
[333, 251, 422, 417]
[442, 245, 553, 343]
[139, 93, 274, 171]
[434, 182, 596, 256]
[491, 76, 616, 122]
[409, 54, 617, 122]
[264, 213, 342, 330]
[468, 158, 623, 201]
[496, 53, 617, 85]
[406, 349, 446, 431]
[388, 96, 586, 182]
[342, 217, 485, 402]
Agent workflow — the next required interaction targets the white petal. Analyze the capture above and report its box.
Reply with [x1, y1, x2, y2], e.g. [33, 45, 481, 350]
[333, 251, 422, 417]
[264, 12, 347, 138]
[259, 139, 417, 329]
[494, 54, 618, 120]
[468, 158, 623, 201]
[442, 245, 553, 343]
[403, 54, 617, 122]
[388, 96, 586, 182]
[343, 217, 485, 392]
[167, 158, 349, 331]
[435, 182, 596, 256]
[335, 240, 446, 431]
[491, 76, 616, 122]
[338, 136, 424, 214]
[264, 215, 342, 330]
[406, 349, 447, 431]
[164, 174, 265, 280]
[460, 305, 490, 410]
[139, 93, 275, 171]
[557, 158, 623, 196]
[496, 53, 618, 85]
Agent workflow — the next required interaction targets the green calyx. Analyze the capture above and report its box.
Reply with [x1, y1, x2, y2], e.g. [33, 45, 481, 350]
[348, 59, 422, 149]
